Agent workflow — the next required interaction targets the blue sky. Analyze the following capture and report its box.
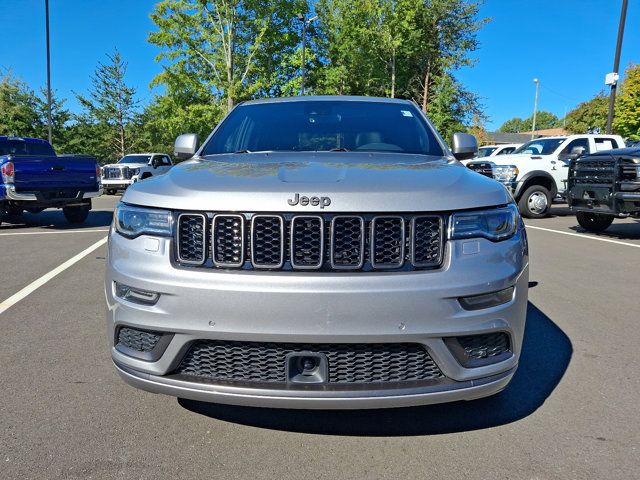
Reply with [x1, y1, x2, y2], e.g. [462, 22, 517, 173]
[1, 0, 639, 130]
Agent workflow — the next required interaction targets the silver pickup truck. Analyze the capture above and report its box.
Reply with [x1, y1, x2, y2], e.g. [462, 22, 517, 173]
[105, 96, 529, 409]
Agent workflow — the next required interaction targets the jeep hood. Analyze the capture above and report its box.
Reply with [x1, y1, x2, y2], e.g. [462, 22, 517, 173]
[123, 152, 511, 212]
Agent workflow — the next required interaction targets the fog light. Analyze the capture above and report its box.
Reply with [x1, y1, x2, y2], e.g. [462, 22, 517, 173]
[458, 287, 514, 311]
[114, 282, 160, 305]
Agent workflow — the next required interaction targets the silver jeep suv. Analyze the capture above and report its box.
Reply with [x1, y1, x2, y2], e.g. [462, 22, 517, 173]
[105, 96, 529, 409]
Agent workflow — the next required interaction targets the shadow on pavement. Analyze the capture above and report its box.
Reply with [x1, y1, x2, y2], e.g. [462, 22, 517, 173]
[179, 302, 572, 436]
[0, 209, 113, 230]
[569, 220, 640, 240]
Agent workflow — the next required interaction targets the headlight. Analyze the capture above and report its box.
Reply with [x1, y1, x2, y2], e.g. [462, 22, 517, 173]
[450, 204, 519, 242]
[130, 168, 141, 176]
[492, 165, 518, 182]
[114, 203, 172, 238]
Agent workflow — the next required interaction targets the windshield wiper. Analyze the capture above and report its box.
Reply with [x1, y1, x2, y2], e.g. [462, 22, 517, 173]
[233, 149, 252, 154]
[328, 147, 349, 152]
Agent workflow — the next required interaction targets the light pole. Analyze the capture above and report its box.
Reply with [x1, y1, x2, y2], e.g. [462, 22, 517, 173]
[606, 0, 628, 134]
[531, 78, 539, 140]
[45, 0, 53, 144]
[297, 14, 317, 95]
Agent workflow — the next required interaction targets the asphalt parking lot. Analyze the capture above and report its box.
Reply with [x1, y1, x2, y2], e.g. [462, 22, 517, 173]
[1, 195, 639, 479]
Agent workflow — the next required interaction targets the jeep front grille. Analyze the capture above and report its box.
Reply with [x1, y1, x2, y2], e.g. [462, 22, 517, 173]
[174, 340, 444, 384]
[175, 212, 444, 272]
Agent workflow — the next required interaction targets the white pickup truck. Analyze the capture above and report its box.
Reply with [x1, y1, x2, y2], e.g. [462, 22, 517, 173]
[474, 144, 521, 158]
[101, 153, 173, 195]
[466, 134, 625, 218]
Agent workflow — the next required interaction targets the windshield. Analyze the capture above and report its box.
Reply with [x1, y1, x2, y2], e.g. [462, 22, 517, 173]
[513, 138, 565, 155]
[0, 139, 56, 156]
[118, 155, 151, 164]
[201, 100, 444, 157]
[476, 147, 497, 158]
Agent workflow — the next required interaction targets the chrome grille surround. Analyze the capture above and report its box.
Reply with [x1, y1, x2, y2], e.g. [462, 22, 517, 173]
[175, 212, 445, 272]
[176, 213, 207, 265]
[251, 215, 285, 269]
[212, 214, 245, 267]
[411, 215, 444, 267]
[330, 216, 365, 270]
[290, 215, 324, 269]
[370, 216, 405, 269]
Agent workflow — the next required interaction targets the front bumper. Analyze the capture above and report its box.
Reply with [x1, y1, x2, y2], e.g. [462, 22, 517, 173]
[106, 227, 529, 409]
[101, 178, 134, 190]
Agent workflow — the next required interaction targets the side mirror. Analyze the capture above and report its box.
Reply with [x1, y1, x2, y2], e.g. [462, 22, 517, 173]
[564, 146, 587, 161]
[451, 133, 478, 161]
[174, 133, 199, 160]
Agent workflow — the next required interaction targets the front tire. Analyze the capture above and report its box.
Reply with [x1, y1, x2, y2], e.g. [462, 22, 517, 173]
[63, 205, 90, 224]
[576, 211, 614, 232]
[6, 206, 23, 217]
[518, 185, 551, 218]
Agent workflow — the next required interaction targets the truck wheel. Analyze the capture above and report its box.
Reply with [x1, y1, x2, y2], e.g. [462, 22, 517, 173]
[518, 185, 551, 218]
[63, 205, 90, 224]
[106, 189, 117, 195]
[576, 212, 614, 232]
[6, 206, 23, 217]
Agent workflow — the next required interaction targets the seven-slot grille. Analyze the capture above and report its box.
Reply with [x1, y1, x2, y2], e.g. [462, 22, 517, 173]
[174, 340, 444, 385]
[176, 212, 444, 272]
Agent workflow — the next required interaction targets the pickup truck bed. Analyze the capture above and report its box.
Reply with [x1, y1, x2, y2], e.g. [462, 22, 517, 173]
[0, 137, 102, 225]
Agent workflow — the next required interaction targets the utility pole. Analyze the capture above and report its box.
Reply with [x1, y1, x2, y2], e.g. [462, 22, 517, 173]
[531, 78, 539, 140]
[606, 0, 628, 134]
[297, 14, 317, 95]
[45, 0, 53, 144]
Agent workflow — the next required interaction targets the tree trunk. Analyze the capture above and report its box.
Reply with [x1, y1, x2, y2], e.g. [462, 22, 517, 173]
[390, 49, 396, 98]
[422, 58, 431, 113]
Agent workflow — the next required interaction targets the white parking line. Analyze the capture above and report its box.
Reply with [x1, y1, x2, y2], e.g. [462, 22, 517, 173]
[526, 225, 640, 249]
[0, 236, 108, 316]
[0, 229, 109, 237]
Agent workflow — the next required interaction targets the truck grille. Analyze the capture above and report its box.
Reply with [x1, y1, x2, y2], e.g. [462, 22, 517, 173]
[175, 212, 444, 272]
[175, 340, 444, 384]
[103, 166, 132, 180]
[570, 159, 616, 185]
[467, 162, 494, 178]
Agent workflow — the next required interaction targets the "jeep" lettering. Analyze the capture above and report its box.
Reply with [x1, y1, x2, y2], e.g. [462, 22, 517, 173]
[287, 193, 332, 209]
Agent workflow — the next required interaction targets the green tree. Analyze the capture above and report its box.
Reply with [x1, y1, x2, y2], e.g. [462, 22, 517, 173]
[613, 64, 640, 140]
[76, 50, 139, 160]
[149, 0, 306, 112]
[497, 117, 527, 133]
[498, 111, 560, 133]
[0, 72, 42, 137]
[427, 72, 481, 143]
[564, 93, 608, 134]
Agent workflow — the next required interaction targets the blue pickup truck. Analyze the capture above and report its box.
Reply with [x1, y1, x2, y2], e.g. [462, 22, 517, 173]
[0, 136, 102, 226]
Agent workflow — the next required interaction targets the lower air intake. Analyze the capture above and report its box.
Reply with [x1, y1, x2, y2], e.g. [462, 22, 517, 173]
[175, 340, 444, 385]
